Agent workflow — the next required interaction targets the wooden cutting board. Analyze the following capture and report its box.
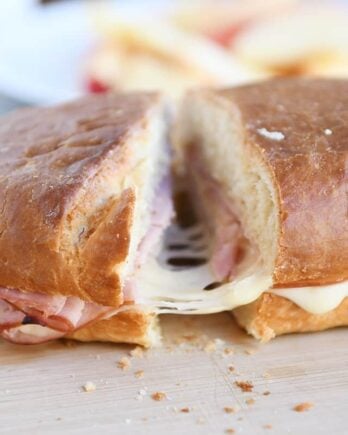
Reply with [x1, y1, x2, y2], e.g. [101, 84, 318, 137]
[1, 313, 348, 435]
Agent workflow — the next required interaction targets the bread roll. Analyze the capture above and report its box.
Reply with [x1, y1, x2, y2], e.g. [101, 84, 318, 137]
[174, 77, 348, 339]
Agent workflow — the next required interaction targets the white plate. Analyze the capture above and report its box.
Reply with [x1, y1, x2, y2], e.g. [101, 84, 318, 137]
[0, 0, 170, 105]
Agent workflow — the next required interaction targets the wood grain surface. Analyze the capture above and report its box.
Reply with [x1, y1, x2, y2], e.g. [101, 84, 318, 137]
[1, 313, 348, 435]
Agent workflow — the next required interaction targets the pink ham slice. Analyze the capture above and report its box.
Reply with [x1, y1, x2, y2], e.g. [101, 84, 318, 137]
[0, 300, 26, 331]
[188, 150, 245, 282]
[1, 325, 66, 345]
[0, 287, 116, 344]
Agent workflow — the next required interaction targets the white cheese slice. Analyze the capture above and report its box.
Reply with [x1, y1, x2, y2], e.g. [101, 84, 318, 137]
[271, 281, 348, 315]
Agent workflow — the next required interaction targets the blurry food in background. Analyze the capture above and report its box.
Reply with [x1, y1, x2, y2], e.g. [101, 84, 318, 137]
[86, 14, 265, 97]
[86, 0, 348, 97]
[171, 0, 297, 47]
[233, 1, 348, 77]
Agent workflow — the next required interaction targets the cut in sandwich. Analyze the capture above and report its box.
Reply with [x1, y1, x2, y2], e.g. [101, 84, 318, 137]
[174, 77, 348, 341]
[0, 92, 170, 346]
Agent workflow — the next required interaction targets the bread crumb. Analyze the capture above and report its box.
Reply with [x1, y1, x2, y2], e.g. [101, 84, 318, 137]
[263, 391, 271, 396]
[181, 334, 197, 342]
[82, 382, 96, 392]
[262, 371, 271, 379]
[246, 398, 255, 406]
[129, 346, 144, 358]
[263, 424, 273, 429]
[257, 127, 285, 141]
[224, 406, 238, 414]
[204, 340, 216, 353]
[225, 429, 235, 434]
[134, 370, 144, 379]
[228, 366, 235, 373]
[324, 128, 332, 135]
[293, 402, 314, 412]
[224, 347, 234, 355]
[244, 348, 256, 355]
[63, 340, 77, 348]
[117, 357, 131, 371]
[235, 380, 253, 392]
[151, 392, 167, 401]
[180, 407, 190, 413]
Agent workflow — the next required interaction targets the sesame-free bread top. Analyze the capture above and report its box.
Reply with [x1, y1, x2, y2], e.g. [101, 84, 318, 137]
[0, 92, 164, 306]
[217, 78, 348, 286]
[177, 78, 348, 286]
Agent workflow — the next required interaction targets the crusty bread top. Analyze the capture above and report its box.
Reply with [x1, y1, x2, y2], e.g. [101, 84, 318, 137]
[0, 92, 162, 306]
[215, 78, 348, 285]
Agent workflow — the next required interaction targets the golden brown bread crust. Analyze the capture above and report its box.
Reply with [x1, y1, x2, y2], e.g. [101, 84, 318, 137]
[0, 92, 162, 306]
[233, 293, 348, 342]
[214, 78, 348, 286]
[69, 309, 159, 347]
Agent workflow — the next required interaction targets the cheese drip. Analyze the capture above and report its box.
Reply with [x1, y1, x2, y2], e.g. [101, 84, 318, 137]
[133, 225, 348, 316]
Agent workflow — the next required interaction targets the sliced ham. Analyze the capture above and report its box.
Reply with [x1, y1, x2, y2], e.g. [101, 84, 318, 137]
[0, 300, 26, 331]
[0, 286, 116, 344]
[1, 325, 66, 345]
[188, 150, 245, 282]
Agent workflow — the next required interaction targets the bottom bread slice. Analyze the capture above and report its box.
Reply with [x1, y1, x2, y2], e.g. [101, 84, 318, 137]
[68, 310, 161, 348]
[233, 293, 348, 342]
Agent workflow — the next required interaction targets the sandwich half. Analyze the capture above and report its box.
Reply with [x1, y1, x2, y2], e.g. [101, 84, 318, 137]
[174, 77, 348, 341]
[0, 92, 170, 346]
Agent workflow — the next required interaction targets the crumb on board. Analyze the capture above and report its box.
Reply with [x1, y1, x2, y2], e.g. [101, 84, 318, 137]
[228, 366, 235, 373]
[180, 407, 190, 413]
[293, 402, 314, 412]
[82, 382, 96, 392]
[129, 346, 144, 358]
[263, 391, 271, 396]
[263, 424, 273, 429]
[63, 339, 78, 348]
[151, 392, 167, 401]
[181, 334, 198, 342]
[246, 398, 255, 406]
[196, 417, 206, 425]
[203, 340, 216, 353]
[244, 348, 256, 355]
[224, 406, 238, 414]
[117, 357, 131, 370]
[235, 380, 253, 392]
[262, 371, 271, 379]
[225, 429, 235, 434]
[134, 370, 144, 379]
[224, 347, 234, 355]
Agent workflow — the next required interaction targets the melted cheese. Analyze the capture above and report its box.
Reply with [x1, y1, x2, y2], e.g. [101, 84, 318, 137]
[133, 225, 348, 316]
[137, 257, 272, 314]
[271, 281, 348, 314]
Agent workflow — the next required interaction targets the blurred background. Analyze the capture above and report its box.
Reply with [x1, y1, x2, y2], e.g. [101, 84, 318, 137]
[1, 0, 348, 113]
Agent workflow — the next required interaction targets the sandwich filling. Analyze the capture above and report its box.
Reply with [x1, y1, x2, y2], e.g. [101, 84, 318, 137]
[0, 174, 173, 344]
[0, 157, 346, 344]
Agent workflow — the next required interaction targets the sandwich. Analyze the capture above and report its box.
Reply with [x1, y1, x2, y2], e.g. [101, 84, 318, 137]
[1, 78, 347, 346]
[174, 77, 348, 341]
[0, 92, 171, 346]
